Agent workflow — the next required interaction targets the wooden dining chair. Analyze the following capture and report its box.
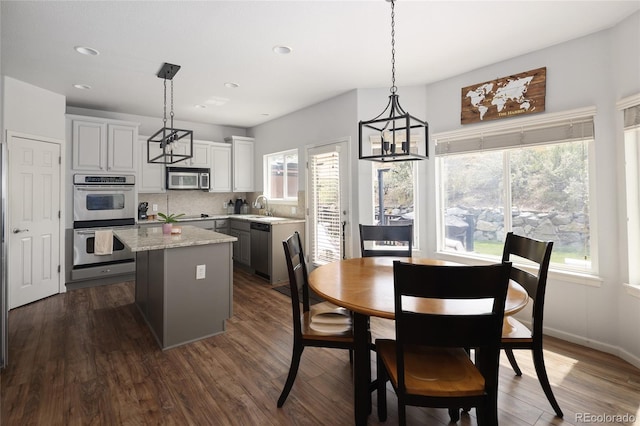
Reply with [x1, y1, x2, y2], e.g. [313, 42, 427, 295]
[501, 232, 563, 418]
[359, 224, 413, 257]
[376, 261, 511, 426]
[277, 231, 355, 407]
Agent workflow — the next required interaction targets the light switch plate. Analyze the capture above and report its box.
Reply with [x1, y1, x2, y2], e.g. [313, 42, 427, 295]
[196, 264, 206, 280]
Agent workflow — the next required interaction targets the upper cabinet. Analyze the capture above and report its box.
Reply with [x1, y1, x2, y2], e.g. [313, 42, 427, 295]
[171, 140, 210, 168]
[138, 136, 165, 193]
[138, 138, 231, 193]
[210, 143, 231, 192]
[69, 115, 138, 172]
[225, 136, 254, 192]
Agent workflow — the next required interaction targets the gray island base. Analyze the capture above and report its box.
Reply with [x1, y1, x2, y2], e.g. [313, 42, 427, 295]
[115, 225, 237, 350]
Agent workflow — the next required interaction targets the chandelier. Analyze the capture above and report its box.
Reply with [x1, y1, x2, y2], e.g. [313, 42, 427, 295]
[358, 0, 428, 162]
[147, 62, 194, 164]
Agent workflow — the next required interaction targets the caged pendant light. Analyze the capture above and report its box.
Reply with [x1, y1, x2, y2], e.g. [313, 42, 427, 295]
[147, 62, 194, 164]
[358, 0, 428, 162]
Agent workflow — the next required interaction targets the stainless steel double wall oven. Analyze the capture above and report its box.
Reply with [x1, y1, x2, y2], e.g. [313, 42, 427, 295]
[72, 174, 136, 281]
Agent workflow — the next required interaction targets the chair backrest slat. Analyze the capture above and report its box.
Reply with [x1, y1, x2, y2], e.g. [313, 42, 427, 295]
[359, 224, 413, 257]
[392, 261, 511, 392]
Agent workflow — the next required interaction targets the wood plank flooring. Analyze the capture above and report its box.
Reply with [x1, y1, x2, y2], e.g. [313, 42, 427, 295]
[2, 269, 639, 425]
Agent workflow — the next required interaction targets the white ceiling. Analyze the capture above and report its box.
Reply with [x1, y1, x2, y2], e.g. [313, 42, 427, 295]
[2, 1, 638, 128]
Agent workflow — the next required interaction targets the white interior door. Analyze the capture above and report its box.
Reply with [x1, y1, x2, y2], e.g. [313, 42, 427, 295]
[307, 140, 350, 265]
[8, 135, 61, 309]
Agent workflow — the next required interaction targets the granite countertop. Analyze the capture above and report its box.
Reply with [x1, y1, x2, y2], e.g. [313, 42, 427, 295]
[114, 225, 237, 252]
[138, 214, 305, 225]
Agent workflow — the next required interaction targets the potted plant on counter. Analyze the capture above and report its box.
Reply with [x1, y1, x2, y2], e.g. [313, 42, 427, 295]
[158, 212, 185, 234]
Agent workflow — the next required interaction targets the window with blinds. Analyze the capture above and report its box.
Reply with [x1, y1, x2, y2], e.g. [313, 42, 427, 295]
[621, 98, 640, 287]
[434, 107, 596, 274]
[309, 151, 342, 265]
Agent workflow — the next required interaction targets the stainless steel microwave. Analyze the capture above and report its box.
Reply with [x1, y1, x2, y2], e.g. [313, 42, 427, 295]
[166, 167, 210, 190]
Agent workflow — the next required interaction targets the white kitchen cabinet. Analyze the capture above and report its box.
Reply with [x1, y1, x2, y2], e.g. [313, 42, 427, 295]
[225, 136, 254, 192]
[229, 219, 251, 266]
[138, 136, 165, 193]
[69, 116, 138, 172]
[171, 140, 209, 168]
[209, 143, 231, 192]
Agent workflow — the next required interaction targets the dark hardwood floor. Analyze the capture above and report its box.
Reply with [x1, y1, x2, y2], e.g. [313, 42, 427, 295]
[2, 269, 639, 425]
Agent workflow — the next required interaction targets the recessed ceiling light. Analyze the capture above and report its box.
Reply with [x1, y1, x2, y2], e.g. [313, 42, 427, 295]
[260, 113, 270, 117]
[195, 104, 207, 109]
[273, 45, 292, 55]
[73, 84, 92, 90]
[224, 82, 239, 89]
[74, 46, 100, 56]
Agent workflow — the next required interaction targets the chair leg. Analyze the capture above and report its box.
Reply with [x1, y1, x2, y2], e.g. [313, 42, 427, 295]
[532, 346, 564, 418]
[448, 408, 460, 422]
[398, 401, 406, 426]
[277, 345, 304, 407]
[504, 347, 522, 376]
[376, 353, 388, 421]
[476, 400, 498, 426]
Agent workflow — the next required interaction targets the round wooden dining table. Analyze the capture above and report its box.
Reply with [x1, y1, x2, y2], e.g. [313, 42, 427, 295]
[308, 257, 529, 426]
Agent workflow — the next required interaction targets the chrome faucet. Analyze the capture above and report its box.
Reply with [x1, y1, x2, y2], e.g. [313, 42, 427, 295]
[253, 194, 272, 216]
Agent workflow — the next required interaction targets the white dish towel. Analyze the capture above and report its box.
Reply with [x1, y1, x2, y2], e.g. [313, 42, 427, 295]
[94, 230, 113, 255]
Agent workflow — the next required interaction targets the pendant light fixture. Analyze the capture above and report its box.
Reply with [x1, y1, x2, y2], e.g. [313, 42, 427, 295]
[359, 0, 428, 162]
[147, 62, 194, 164]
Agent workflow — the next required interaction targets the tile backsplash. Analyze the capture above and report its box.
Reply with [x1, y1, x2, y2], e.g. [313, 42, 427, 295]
[139, 191, 306, 219]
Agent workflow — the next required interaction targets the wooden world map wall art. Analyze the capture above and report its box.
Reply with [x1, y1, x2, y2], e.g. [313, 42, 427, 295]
[461, 67, 546, 125]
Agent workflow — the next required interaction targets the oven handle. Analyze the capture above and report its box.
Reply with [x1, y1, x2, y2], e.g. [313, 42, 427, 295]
[74, 187, 134, 192]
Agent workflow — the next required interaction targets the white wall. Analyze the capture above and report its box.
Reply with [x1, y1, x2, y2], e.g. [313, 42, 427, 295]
[250, 13, 640, 366]
[3, 77, 66, 140]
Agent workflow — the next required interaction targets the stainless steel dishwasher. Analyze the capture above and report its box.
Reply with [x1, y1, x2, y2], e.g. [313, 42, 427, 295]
[250, 222, 270, 279]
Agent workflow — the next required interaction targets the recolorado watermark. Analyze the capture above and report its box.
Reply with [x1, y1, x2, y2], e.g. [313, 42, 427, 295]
[575, 412, 636, 423]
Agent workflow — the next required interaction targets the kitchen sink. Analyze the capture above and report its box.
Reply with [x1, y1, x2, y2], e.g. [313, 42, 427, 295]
[241, 215, 287, 221]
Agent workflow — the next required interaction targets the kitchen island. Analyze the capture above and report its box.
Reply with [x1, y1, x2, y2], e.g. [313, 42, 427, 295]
[114, 225, 237, 349]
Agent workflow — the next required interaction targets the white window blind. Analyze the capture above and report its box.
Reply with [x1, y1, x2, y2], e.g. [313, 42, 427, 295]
[310, 151, 341, 265]
[436, 118, 594, 156]
[434, 108, 596, 156]
[624, 104, 640, 129]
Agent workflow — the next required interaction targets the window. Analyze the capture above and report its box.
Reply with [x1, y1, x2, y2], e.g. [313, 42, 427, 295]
[264, 149, 298, 201]
[621, 97, 640, 287]
[435, 109, 595, 274]
[371, 161, 417, 248]
[308, 144, 348, 265]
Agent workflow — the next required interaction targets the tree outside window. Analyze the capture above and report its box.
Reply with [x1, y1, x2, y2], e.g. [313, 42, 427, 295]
[439, 141, 591, 270]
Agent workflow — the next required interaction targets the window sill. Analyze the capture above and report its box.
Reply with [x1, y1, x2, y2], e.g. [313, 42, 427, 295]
[266, 199, 298, 205]
[435, 250, 603, 287]
[624, 283, 640, 299]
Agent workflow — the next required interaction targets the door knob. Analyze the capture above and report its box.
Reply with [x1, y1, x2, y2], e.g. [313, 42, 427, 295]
[12, 228, 29, 234]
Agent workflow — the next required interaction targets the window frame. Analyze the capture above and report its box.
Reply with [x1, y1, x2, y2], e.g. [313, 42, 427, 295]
[433, 107, 598, 277]
[370, 160, 420, 250]
[263, 148, 299, 203]
[618, 93, 640, 296]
